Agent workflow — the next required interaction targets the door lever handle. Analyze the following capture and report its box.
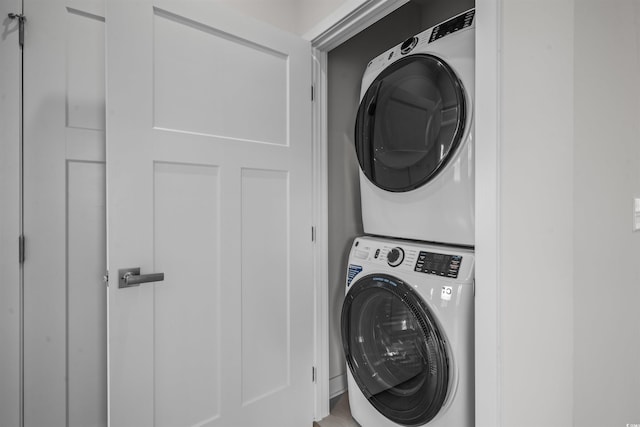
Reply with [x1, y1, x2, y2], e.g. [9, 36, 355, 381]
[118, 267, 164, 288]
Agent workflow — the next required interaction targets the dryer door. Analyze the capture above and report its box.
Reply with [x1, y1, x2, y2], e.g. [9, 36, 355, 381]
[341, 274, 450, 426]
[355, 54, 467, 192]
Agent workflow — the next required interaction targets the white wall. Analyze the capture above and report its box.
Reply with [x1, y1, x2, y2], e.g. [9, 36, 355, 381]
[212, 0, 298, 34]
[573, 1, 640, 425]
[297, 0, 353, 35]
[0, 2, 22, 427]
[500, 1, 575, 425]
[214, 0, 351, 35]
[499, 0, 640, 425]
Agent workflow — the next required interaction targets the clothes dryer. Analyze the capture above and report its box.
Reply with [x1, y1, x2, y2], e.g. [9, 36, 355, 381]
[355, 10, 475, 246]
[342, 235, 474, 426]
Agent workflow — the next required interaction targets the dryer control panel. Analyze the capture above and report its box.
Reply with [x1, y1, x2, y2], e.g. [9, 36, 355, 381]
[428, 9, 475, 43]
[361, 7, 475, 87]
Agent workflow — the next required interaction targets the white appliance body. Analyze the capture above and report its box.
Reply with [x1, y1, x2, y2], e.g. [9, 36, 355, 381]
[355, 10, 475, 246]
[342, 235, 474, 426]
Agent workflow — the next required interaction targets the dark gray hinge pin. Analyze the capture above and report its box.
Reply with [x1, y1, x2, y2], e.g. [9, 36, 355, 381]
[7, 13, 26, 49]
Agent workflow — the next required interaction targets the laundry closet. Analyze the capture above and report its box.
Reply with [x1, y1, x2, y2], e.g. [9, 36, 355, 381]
[325, 0, 474, 398]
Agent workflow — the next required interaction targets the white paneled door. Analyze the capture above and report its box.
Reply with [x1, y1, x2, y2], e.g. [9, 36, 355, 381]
[106, 1, 314, 426]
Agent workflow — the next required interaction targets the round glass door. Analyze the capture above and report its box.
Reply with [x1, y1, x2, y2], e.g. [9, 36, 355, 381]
[355, 54, 467, 192]
[341, 274, 450, 426]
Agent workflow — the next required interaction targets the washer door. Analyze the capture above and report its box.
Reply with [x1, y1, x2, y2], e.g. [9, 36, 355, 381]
[355, 54, 466, 192]
[341, 274, 450, 426]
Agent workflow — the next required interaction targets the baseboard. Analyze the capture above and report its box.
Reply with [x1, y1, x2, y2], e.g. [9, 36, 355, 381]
[329, 373, 347, 398]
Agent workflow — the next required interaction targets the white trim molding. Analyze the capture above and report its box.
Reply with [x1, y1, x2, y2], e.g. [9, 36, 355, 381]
[0, 1, 23, 426]
[474, 0, 502, 426]
[311, 46, 330, 421]
[305, 0, 408, 49]
[329, 374, 347, 400]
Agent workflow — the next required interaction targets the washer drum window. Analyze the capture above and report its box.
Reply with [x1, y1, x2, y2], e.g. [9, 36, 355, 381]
[341, 274, 451, 426]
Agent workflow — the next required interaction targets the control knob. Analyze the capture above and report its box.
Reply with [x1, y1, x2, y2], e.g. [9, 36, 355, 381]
[400, 36, 418, 54]
[387, 247, 405, 267]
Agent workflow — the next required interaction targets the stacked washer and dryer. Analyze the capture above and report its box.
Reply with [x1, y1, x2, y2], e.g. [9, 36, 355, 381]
[341, 9, 476, 427]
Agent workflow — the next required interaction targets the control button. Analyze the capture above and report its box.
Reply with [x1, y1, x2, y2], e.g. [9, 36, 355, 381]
[374, 249, 380, 259]
[387, 247, 405, 267]
[354, 249, 369, 260]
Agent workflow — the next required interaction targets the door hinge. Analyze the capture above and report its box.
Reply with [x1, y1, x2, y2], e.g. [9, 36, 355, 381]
[311, 226, 316, 242]
[312, 366, 317, 383]
[103, 271, 110, 287]
[18, 235, 25, 264]
[311, 85, 315, 101]
[7, 13, 26, 49]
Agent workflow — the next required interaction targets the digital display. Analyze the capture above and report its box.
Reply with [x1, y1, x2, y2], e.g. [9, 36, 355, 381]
[414, 251, 462, 278]
[429, 10, 475, 43]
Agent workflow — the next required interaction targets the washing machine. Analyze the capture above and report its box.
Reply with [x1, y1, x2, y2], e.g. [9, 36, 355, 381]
[355, 9, 475, 246]
[341, 235, 474, 426]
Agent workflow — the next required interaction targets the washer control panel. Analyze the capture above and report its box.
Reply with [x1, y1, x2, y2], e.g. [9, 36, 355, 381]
[414, 251, 461, 278]
[350, 236, 473, 281]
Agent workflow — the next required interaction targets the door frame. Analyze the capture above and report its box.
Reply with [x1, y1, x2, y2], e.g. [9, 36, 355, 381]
[306, 0, 502, 424]
[0, 1, 23, 426]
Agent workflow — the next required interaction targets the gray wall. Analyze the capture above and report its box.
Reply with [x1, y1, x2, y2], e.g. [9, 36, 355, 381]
[573, 0, 640, 425]
[326, 2, 423, 394]
[326, 0, 473, 396]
